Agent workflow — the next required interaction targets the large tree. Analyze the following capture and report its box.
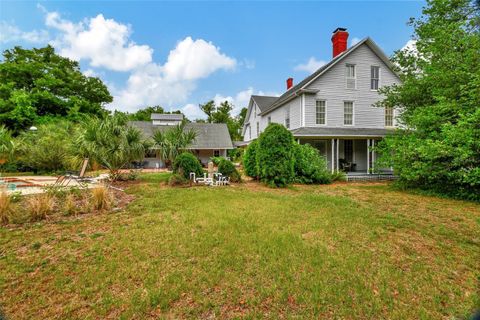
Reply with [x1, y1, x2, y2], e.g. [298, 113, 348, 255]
[376, 0, 480, 200]
[0, 45, 112, 134]
[126, 105, 185, 121]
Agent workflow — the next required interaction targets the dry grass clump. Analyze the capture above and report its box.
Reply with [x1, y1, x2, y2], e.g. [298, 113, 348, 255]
[26, 194, 55, 221]
[0, 191, 14, 224]
[62, 193, 78, 216]
[91, 185, 113, 211]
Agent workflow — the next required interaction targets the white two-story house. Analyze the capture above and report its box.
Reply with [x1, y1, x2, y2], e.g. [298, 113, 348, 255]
[242, 28, 401, 173]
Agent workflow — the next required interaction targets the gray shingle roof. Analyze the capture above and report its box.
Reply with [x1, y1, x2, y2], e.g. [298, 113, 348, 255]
[291, 127, 395, 137]
[150, 113, 184, 121]
[128, 121, 234, 149]
[251, 95, 278, 112]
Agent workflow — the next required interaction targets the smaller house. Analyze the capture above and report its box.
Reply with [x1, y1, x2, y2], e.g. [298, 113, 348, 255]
[129, 114, 234, 168]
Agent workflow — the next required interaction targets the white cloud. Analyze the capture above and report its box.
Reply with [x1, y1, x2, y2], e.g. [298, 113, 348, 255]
[294, 57, 327, 73]
[44, 9, 153, 71]
[350, 37, 361, 46]
[111, 36, 237, 112]
[0, 21, 49, 44]
[401, 39, 417, 53]
[35, 7, 238, 112]
[163, 37, 236, 81]
[181, 103, 207, 120]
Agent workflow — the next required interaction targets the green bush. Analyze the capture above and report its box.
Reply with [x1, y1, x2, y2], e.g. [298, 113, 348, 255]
[330, 170, 347, 182]
[257, 124, 295, 187]
[168, 173, 188, 186]
[228, 148, 243, 162]
[172, 152, 203, 179]
[294, 144, 332, 184]
[217, 158, 241, 182]
[243, 139, 259, 178]
[210, 156, 225, 166]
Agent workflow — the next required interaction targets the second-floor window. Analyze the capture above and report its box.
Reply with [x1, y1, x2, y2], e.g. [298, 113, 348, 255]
[315, 100, 326, 125]
[285, 108, 290, 129]
[385, 107, 394, 126]
[371, 66, 380, 90]
[346, 64, 356, 89]
[344, 101, 354, 125]
[267, 116, 271, 124]
[248, 126, 251, 139]
[256, 122, 260, 135]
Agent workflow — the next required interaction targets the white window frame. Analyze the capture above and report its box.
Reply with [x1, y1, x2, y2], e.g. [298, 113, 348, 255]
[343, 101, 354, 126]
[248, 126, 251, 140]
[315, 100, 327, 125]
[385, 107, 394, 127]
[267, 116, 271, 125]
[371, 66, 380, 91]
[285, 108, 290, 129]
[346, 64, 356, 89]
[256, 121, 260, 135]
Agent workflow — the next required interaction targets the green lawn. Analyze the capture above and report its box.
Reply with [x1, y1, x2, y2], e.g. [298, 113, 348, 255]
[1, 173, 479, 319]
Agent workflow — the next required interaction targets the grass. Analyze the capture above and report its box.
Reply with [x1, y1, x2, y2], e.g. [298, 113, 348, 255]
[1, 173, 479, 319]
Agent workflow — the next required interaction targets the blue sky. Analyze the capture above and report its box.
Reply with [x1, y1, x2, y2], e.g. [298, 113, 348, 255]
[0, 1, 424, 119]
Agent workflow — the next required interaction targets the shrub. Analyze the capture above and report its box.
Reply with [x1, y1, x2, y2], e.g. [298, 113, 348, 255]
[210, 156, 225, 166]
[331, 171, 347, 182]
[173, 152, 203, 180]
[0, 192, 13, 224]
[168, 173, 189, 186]
[293, 144, 332, 184]
[217, 158, 241, 182]
[257, 124, 295, 187]
[26, 194, 55, 221]
[228, 148, 243, 162]
[91, 185, 113, 211]
[243, 140, 259, 178]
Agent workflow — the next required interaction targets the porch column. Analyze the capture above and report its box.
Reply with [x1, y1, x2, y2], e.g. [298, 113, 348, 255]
[336, 139, 340, 173]
[331, 139, 335, 173]
[372, 139, 375, 172]
[367, 139, 370, 175]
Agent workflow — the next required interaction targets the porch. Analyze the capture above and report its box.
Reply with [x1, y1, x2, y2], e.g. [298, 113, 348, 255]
[297, 137, 393, 175]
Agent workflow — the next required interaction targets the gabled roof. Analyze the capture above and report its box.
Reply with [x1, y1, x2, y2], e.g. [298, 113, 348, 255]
[128, 121, 234, 149]
[150, 113, 184, 121]
[251, 95, 278, 112]
[259, 37, 400, 115]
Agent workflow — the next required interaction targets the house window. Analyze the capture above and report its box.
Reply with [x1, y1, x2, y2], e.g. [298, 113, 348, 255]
[213, 150, 220, 157]
[371, 66, 380, 90]
[346, 64, 356, 89]
[256, 122, 260, 135]
[344, 101, 354, 125]
[385, 107, 394, 127]
[315, 100, 326, 125]
[285, 108, 290, 129]
[248, 126, 251, 140]
[267, 116, 271, 125]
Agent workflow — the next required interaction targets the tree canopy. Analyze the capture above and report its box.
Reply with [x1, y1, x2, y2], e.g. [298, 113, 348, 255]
[199, 100, 246, 140]
[0, 45, 112, 134]
[376, 0, 480, 200]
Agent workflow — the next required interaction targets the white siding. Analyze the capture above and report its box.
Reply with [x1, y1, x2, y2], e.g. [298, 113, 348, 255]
[262, 95, 302, 130]
[304, 44, 399, 128]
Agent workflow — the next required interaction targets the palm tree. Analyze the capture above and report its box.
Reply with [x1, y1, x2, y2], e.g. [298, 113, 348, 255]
[75, 115, 146, 180]
[151, 122, 197, 168]
[0, 126, 15, 167]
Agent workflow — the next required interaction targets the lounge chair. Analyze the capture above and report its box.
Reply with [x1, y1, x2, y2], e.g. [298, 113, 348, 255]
[55, 158, 91, 188]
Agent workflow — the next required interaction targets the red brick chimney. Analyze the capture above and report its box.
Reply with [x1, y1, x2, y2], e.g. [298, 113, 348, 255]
[331, 27, 349, 58]
[286, 77, 293, 90]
